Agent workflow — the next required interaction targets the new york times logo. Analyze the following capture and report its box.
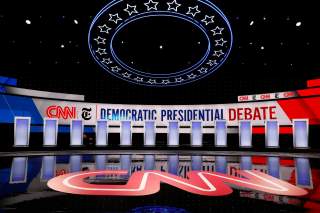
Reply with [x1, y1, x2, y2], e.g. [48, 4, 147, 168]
[81, 108, 92, 120]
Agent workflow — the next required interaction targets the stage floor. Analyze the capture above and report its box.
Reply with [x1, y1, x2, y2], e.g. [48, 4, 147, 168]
[0, 151, 319, 212]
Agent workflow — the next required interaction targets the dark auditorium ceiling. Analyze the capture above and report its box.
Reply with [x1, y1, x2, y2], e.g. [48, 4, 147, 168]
[0, 0, 319, 104]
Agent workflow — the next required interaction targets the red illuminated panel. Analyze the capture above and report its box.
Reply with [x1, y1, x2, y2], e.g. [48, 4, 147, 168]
[307, 79, 320, 88]
[277, 97, 320, 125]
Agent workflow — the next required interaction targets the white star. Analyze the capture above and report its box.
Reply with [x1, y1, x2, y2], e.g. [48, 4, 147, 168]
[109, 13, 122, 24]
[94, 36, 106, 44]
[211, 26, 224, 36]
[95, 48, 107, 55]
[206, 59, 217, 66]
[147, 79, 157, 84]
[102, 58, 112, 64]
[122, 72, 132, 78]
[144, 0, 158, 11]
[186, 6, 201, 17]
[213, 50, 224, 57]
[167, 0, 181, 12]
[187, 73, 197, 79]
[111, 66, 121, 72]
[201, 15, 214, 25]
[162, 79, 170, 84]
[124, 4, 138, 16]
[215, 38, 227, 46]
[134, 77, 144, 82]
[175, 77, 184, 83]
[98, 24, 111, 34]
[198, 67, 208, 74]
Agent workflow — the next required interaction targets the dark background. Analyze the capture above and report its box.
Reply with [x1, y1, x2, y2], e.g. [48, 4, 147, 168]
[0, 0, 319, 104]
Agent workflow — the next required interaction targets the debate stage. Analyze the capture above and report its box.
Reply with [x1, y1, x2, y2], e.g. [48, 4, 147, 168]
[0, 0, 319, 210]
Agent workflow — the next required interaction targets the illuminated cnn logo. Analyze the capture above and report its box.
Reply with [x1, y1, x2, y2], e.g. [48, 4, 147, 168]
[48, 170, 307, 197]
[46, 105, 76, 119]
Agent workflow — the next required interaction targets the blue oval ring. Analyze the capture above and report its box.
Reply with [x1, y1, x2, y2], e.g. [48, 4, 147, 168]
[88, 0, 233, 87]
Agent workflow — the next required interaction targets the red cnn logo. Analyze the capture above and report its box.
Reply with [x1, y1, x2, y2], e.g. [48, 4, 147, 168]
[46, 106, 76, 119]
[47, 170, 307, 197]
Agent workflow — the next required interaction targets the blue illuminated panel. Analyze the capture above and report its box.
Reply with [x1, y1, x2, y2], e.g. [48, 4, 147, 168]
[144, 121, 155, 146]
[265, 120, 279, 148]
[168, 155, 179, 175]
[70, 155, 82, 172]
[121, 121, 132, 146]
[215, 120, 227, 147]
[10, 157, 28, 183]
[96, 120, 108, 146]
[168, 121, 179, 146]
[267, 157, 280, 178]
[120, 155, 131, 177]
[191, 155, 202, 171]
[295, 158, 312, 187]
[43, 118, 58, 147]
[41, 156, 56, 181]
[95, 155, 107, 170]
[215, 156, 227, 174]
[70, 120, 83, 146]
[144, 155, 155, 170]
[239, 120, 252, 148]
[14, 117, 30, 147]
[191, 121, 202, 147]
[240, 156, 252, 170]
[293, 119, 309, 148]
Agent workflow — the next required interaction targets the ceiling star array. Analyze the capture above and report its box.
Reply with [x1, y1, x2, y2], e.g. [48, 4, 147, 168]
[89, 0, 233, 87]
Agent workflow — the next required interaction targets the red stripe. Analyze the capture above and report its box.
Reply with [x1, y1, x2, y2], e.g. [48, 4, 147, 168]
[307, 79, 320, 88]
[252, 127, 292, 134]
[297, 88, 320, 96]
[252, 156, 294, 166]
[277, 97, 320, 125]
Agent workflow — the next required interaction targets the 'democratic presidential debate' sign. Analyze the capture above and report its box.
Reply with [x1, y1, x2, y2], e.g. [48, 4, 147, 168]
[33, 98, 291, 126]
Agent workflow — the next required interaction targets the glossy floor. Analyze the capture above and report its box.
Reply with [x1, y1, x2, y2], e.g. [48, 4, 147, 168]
[0, 152, 319, 212]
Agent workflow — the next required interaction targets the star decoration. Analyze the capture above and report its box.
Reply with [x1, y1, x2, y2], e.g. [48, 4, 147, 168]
[109, 13, 122, 24]
[215, 38, 227, 46]
[213, 50, 224, 57]
[167, 0, 181, 12]
[162, 79, 170, 84]
[198, 67, 208, 74]
[122, 72, 132, 78]
[186, 6, 201, 17]
[94, 36, 106, 44]
[201, 15, 214, 25]
[187, 73, 197, 79]
[134, 77, 144, 82]
[98, 24, 111, 34]
[147, 79, 157, 84]
[111, 66, 121, 72]
[102, 58, 113, 64]
[124, 4, 138, 16]
[175, 77, 184, 83]
[206, 59, 217, 66]
[211, 26, 224, 36]
[144, 0, 159, 11]
[95, 48, 107, 55]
